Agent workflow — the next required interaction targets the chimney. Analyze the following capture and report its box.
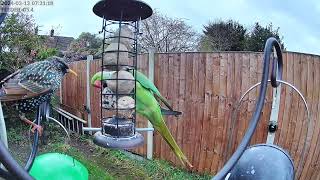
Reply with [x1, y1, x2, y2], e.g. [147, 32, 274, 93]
[50, 29, 54, 37]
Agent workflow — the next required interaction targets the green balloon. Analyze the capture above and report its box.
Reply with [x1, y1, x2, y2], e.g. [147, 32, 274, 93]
[30, 153, 88, 180]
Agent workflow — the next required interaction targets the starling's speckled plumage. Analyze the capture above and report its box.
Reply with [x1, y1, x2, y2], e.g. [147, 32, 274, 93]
[0, 56, 76, 112]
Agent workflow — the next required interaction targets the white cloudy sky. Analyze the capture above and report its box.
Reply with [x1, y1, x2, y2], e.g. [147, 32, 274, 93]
[32, 0, 320, 55]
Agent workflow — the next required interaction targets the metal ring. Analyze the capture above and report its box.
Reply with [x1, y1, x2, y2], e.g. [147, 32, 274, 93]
[47, 117, 70, 141]
[227, 79, 311, 178]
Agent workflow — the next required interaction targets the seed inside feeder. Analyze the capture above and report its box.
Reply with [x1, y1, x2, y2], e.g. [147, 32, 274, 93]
[106, 70, 135, 94]
[103, 42, 129, 70]
[113, 25, 134, 50]
[115, 96, 135, 119]
[102, 87, 116, 109]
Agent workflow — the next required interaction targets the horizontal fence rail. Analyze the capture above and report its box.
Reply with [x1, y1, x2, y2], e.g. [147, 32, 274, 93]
[60, 52, 320, 179]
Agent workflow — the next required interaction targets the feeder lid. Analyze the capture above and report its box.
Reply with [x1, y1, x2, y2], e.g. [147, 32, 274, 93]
[93, 0, 153, 21]
[93, 131, 144, 149]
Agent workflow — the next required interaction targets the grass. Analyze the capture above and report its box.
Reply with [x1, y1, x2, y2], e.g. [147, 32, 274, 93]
[39, 137, 211, 180]
[41, 143, 113, 180]
[5, 116, 211, 180]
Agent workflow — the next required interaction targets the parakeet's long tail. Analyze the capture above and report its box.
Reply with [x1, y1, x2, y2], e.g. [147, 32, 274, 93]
[156, 122, 193, 168]
[135, 81, 191, 168]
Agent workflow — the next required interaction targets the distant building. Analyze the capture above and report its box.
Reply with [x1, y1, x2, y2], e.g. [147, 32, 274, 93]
[41, 29, 74, 52]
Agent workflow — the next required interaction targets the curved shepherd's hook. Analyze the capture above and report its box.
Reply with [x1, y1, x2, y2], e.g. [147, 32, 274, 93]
[212, 37, 283, 180]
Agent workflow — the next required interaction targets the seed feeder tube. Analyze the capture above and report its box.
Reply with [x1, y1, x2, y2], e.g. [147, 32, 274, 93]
[92, 0, 152, 149]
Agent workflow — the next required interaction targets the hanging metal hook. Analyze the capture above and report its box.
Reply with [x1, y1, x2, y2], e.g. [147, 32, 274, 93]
[264, 38, 283, 87]
[212, 37, 284, 180]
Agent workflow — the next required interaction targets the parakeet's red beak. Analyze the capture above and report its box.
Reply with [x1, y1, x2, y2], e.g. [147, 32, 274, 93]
[93, 80, 102, 89]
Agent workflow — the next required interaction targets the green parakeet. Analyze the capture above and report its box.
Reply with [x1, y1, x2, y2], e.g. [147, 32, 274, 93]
[91, 70, 180, 116]
[91, 70, 192, 168]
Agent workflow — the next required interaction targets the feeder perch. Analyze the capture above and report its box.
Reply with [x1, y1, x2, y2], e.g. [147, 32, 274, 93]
[92, 0, 152, 149]
[116, 96, 135, 119]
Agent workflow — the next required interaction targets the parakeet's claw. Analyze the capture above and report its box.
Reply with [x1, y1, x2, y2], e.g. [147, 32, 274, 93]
[160, 108, 182, 117]
[186, 160, 194, 169]
[178, 155, 193, 169]
[19, 115, 43, 136]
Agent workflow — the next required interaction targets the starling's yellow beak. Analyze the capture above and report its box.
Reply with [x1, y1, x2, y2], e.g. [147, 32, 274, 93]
[67, 69, 78, 76]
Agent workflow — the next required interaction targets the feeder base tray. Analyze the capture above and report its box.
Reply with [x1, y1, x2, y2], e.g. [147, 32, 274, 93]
[103, 117, 134, 137]
[93, 131, 144, 149]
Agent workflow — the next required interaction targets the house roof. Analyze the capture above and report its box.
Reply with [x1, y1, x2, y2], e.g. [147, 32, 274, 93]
[42, 35, 74, 52]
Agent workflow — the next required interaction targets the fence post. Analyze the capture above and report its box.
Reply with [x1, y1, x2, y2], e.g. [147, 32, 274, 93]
[147, 49, 155, 160]
[86, 55, 93, 134]
[266, 85, 281, 144]
[266, 52, 281, 144]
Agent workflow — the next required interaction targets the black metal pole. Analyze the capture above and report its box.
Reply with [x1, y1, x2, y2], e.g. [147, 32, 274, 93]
[24, 102, 44, 171]
[212, 37, 283, 180]
[0, 140, 34, 180]
[100, 16, 106, 132]
[0, 101, 48, 179]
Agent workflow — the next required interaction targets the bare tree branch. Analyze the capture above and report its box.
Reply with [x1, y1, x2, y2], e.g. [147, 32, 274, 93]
[139, 11, 200, 53]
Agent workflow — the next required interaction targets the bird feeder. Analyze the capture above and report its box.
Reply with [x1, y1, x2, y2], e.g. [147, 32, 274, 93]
[92, 0, 153, 149]
[227, 144, 294, 180]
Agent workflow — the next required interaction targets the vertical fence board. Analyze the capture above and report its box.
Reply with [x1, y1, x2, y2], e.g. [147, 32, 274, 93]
[209, 53, 221, 173]
[177, 53, 186, 167]
[286, 53, 299, 168]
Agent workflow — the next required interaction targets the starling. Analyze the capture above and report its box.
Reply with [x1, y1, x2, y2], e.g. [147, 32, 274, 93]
[0, 56, 77, 134]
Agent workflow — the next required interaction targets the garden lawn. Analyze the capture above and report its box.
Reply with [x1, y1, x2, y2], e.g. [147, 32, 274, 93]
[7, 121, 211, 180]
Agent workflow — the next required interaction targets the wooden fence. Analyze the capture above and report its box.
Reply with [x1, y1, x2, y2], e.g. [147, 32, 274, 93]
[60, 52, 320, 180]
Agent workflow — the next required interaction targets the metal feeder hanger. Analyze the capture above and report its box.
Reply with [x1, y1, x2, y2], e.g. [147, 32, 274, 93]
[92, 0, 153, 149]
[212, 38, 312, 180]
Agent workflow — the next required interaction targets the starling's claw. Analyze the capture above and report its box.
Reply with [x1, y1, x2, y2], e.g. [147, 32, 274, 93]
[19, 115, 43, 136]
[30, 124, 43, 136]
[67, 69, 78, 76]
